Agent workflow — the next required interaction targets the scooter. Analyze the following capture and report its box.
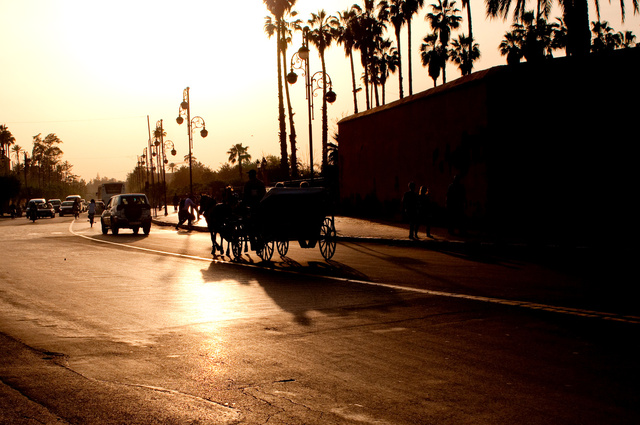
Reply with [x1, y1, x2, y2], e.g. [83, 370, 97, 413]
[28, 208, 37, 222]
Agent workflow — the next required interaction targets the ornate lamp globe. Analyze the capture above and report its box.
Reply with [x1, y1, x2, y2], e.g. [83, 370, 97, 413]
[298, 46, 309, 60]
[286, 70, 298, 84]
[325, 89, 337, 104]
[200, 128, 208, 138]
[176, 116, 184, 125]
[181, 101, 189, 110]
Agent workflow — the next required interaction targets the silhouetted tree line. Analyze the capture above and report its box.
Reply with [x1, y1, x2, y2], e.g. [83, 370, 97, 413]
[262, 0, 636, 178]
[0, 126, 86, 212]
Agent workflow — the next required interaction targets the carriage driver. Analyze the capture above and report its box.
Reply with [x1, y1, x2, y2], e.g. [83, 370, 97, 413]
[244, 169, 266, 208]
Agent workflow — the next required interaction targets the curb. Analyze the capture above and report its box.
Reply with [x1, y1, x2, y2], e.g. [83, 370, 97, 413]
[151, 218, 588, 254]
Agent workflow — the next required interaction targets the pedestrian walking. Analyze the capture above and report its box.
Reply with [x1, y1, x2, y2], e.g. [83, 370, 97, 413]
[176, 195, 198, 230]
[87, 199, 96, 227]
[402, 181, 420, 239]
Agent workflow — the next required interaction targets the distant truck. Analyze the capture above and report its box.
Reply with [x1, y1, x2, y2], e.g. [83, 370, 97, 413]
[98, 182, 126, 204]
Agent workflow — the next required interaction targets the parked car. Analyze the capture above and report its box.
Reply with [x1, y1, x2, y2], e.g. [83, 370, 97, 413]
[48, 199, 62, 213]
[25, 198, 46, 218]
[101, 193, 152, 235]
[59, 201, 76, 216]
[36, 202, 56, 218]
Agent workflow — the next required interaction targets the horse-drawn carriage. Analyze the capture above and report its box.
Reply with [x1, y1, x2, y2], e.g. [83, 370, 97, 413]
[210, 187, 337, 261]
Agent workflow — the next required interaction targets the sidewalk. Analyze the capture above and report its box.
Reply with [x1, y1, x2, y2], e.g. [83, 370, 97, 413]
[152, 210, 522, 251]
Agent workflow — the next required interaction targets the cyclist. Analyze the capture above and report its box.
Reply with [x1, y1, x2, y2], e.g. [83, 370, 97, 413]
[87, 199, 96, 227]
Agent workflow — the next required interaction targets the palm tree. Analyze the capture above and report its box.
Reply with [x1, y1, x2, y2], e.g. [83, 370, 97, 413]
[499, 30, 525, 64]
[378, 0, 406, 98]
[369, 36, 396, 106]
[591, 21, 621, 52]
[0, 124, 16, 162]
[353, 0, 386, 110]
[502, 12, 559, 63]
[336, 5, 362, 113]
[459, 0, 475, 59]
[227, 143, 252, 181]
[268, 10, 302, 178]
[486, 0, 639, 58]
[618, 30, 637, 47]
[551, 17, 569, 54]
[426, 0, 462, 48]
[420, 33, 446, 86]
[168, 163, 177, 173]
[450, 34, 480, 75]
[307, 9, 338, 172]
[402, 0, 425, 95]
[425, 0, 462, 84]
[11, 144, 23, 170]
[379, 46, 400, 104]
[264, 0, 296, 178]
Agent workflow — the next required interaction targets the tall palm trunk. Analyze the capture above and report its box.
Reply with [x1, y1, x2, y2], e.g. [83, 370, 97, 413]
[276, 23, 289, 177]
[361, 52, 371, 110]
[320, 50, 329, 172]
[465, 2, 473, 54]
[280, 31, 298, 178]
[407, 22, 414, 95]
[564, 0, 591, 57]
[395, 26, 404, 98]
[349, 51, 359, 113]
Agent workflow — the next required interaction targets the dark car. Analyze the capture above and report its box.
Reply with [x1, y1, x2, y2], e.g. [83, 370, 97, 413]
[25, 198, 46, 219]
[48, 199, 62, 213]
[101, 193, 152, 235]
[95, 200, 105, 215]
[59, 201, 76, 216]
[36, 202, 56, 218]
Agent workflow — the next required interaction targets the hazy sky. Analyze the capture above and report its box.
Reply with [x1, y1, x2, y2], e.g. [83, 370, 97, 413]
[1, 0, 637, 182]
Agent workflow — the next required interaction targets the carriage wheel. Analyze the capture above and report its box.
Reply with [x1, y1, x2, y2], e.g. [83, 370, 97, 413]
[276, 240, 289, 257]
[231, 224, 244, 260]
[319, 218, 336, 260]
[231, 235, 243, 260]
[257, 239, 274, 261]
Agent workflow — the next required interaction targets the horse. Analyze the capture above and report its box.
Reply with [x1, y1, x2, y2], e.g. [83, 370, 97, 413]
[201, 190, 239, 258]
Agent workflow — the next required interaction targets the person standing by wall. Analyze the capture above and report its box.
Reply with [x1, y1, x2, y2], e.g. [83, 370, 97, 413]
[402, 181, 419, 239]
[418, 186, 432, 238]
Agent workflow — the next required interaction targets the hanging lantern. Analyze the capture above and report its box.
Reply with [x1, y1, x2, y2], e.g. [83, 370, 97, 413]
[325, 89, 337, 104]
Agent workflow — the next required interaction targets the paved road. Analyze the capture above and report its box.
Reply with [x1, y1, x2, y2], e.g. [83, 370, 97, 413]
[0, 215, 638, 424]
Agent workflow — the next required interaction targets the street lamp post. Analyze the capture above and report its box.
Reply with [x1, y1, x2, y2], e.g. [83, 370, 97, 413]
[177, 87, 208, 196]
[159, 139, 176, 216]
[142, 148, 149, 192]
[287, 28, 336, 180]
[23, 152, 30, 198]
[136, 155, 145, 192]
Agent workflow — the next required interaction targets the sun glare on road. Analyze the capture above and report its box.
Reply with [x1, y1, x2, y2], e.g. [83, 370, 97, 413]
[172, 268, 278, 331]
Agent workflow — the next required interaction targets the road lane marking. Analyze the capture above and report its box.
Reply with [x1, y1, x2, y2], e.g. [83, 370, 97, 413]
[70, 223, 639, 325]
